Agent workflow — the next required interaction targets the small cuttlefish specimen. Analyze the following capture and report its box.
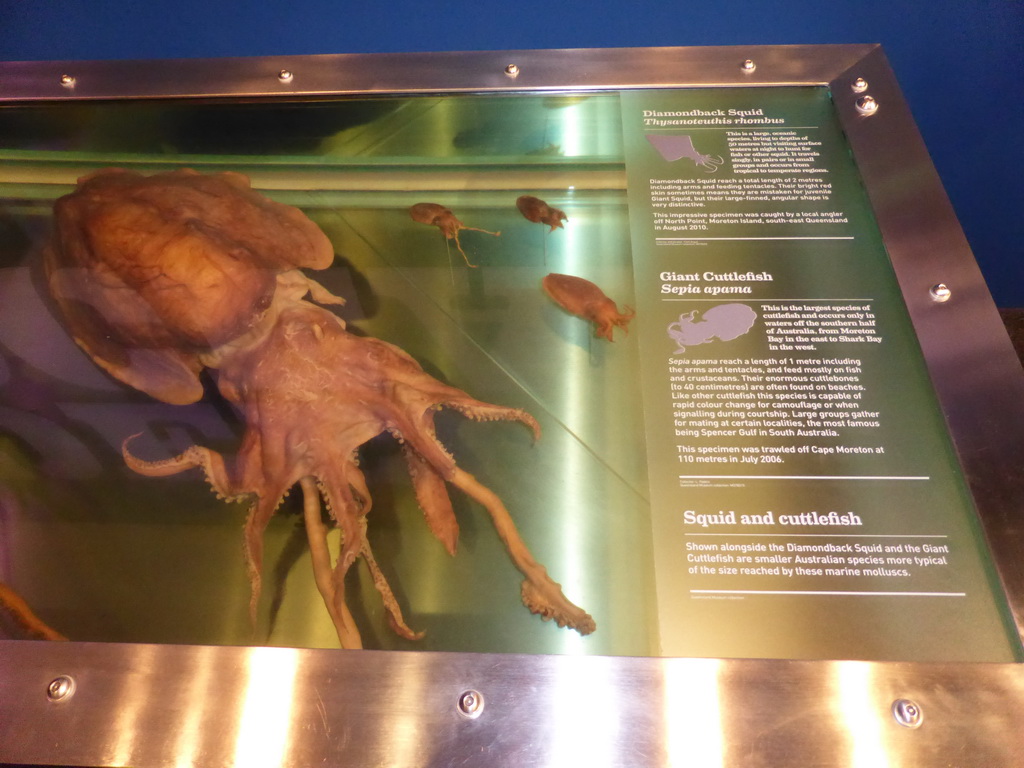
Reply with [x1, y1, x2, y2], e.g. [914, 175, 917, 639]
[542, 273, 635, 341]
[516, 195, 567, 231]
[409, 202, 500, 267]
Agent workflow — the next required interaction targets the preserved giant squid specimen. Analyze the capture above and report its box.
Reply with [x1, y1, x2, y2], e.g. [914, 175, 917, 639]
[46, 169, 594, 648]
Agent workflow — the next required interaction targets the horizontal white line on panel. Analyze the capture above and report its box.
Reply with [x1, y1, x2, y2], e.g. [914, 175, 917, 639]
[679, 475, 930, 480]
[691, 590, 966, 597]
[685, 533, 949, 538]
[656, 236, 855, 241]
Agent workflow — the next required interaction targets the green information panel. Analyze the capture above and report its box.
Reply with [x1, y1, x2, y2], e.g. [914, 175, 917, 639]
[620, 87, 1019, 661]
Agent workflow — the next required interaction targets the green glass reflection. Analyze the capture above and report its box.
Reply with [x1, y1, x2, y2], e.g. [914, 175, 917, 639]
[0, 85, 1016, 661]
[0, 90, 656, 656]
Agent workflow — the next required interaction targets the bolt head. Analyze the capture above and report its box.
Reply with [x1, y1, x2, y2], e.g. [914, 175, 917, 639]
[47, 675, 76, 702]
[892, 698, 923, 728]
[930, 283, 952, 302]
[855, 95, 879, 115]
[741, 59, 756, 72]
[504, 64, 520, 78]
[457, 689, 484, 718]
[278, 69, 294, 83]
[852, 77, 869, 93]
[60, 74, 76, 88]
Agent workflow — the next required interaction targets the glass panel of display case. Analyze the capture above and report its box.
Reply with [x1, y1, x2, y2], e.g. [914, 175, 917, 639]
[0, 86, 1018, 661]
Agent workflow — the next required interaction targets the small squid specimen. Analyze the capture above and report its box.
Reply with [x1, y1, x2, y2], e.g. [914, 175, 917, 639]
[409, 202, 500, 268]
[543, 273, 635, 342]
[516, 195, 567, 231]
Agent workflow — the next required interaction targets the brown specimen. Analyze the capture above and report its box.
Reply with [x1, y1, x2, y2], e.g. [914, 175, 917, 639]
[408, 202, 500, 268]
[46, 169, 594, 648]
[543, 273, 635, 342]
[47, 168, 335, 405]
[516, 195, 567, 231]
[0, 582, 67, 641]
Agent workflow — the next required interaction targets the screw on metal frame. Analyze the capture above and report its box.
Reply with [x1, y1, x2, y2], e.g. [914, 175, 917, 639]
[892, 698, 923, 728]
[47, 675, 76, 702]
[457, 690, 485, 718]
[855, 95, 879, 115]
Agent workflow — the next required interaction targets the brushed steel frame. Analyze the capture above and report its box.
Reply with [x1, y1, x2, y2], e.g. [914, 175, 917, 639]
[2, 44, 1024, 766]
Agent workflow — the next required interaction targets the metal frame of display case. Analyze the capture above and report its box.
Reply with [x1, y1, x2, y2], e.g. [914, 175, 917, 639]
[2, 44, 1024, 766]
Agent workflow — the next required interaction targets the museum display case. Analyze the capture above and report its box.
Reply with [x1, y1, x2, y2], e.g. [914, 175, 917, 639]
[1, 44, 1023, 765]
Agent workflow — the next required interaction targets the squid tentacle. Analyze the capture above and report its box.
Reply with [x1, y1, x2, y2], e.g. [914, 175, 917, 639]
[443, 221, 500, 269]
[122, 433, 241, 500]
[242, 488, 297, 628]
[300, 477, 362, 649]
[449, 466, 595, 635]
[446, 231, 478, 268]
[402, 444, 459, 556]
[442, 401, 541, 439]
[123, 433, 294, 629]
[359, 540, 425, 641]
[306, 475, 425, 647]
[0, 582, 68, 641]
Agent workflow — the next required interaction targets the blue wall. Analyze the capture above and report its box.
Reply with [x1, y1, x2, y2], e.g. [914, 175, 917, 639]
[2, 0, 1021, 304]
